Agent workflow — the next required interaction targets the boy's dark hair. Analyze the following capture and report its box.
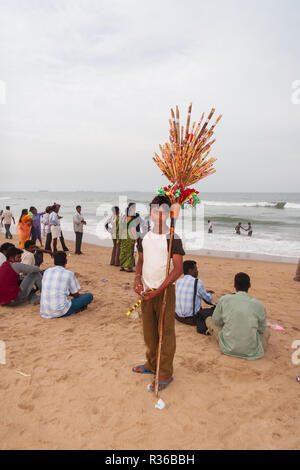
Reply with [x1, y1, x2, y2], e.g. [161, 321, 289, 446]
[6, 247, 23, 259]
[29, 206, 35, 212]
[6, 206, 10, 210]
[54, 251, 67, 266]
[234, 272, 250, 292]
[24, 240, 35, 249]
[183, 260, 197, 275]
[150, 195, 171, 208]
[0, 242, 14, 253]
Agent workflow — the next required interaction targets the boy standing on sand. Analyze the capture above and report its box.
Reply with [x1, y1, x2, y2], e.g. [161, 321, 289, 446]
[132, 195, 184, 392]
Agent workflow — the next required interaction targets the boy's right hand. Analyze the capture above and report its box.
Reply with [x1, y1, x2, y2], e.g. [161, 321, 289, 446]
[134, 276, 143, 295]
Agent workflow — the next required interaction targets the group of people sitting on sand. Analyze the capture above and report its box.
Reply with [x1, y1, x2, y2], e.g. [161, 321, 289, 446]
[0, 242, 93, 316]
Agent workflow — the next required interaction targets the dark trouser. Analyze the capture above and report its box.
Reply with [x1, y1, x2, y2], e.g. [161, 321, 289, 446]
[141, 285, 176, 378]
[175, 313, 197, 326]
[6, 272, 43, 305]
[5, 224, 12, 239]
[61, 293, 93, 317]
[60, 231, 69, 251]
[45, 232, 52, 251]
[75, 231, 83, 254]
[110, 239, 120, 266]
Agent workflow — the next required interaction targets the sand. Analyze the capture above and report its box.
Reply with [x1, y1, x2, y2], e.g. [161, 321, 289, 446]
[0, 232, 300, 450]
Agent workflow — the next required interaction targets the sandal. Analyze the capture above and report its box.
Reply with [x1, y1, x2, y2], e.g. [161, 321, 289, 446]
[149, 377, 174, 392]
[132, 365, 154, 374]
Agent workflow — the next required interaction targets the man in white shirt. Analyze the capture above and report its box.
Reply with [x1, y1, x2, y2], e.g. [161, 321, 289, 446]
[40, 251, 93, 318]
[73, 205, 86, 255]
[49, 204, 62, 252]
[21, 239, 52, 268]
[1, 206, 15, 239]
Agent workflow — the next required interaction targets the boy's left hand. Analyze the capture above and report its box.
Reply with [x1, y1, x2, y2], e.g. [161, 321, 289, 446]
[143, 289, 159, 302]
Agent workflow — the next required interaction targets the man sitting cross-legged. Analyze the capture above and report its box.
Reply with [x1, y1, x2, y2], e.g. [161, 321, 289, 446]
[40, 251, 93, 319]
[0, 247, 42, 306]
[206, 272, 270, 360]
[175, 260, 214, 326]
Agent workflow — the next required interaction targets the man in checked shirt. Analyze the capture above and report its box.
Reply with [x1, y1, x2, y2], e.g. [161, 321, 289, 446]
[175, 260, 215, 326]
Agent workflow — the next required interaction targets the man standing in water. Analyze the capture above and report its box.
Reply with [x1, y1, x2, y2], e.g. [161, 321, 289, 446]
[235, 222, 242, 234]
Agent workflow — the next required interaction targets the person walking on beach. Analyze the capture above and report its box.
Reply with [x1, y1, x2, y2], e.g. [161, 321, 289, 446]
[205, 272, 270, 360]
[73, 205, 86, 255]
[208, 220, 213, 234]
[132, 195, 184, 392]
[1, 206, 15, 239]
[105, 206, 121, 266]
[40, 251, 93, 318]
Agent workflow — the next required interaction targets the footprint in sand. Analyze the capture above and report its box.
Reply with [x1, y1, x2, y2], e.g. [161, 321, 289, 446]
[18, 402, 34, 412]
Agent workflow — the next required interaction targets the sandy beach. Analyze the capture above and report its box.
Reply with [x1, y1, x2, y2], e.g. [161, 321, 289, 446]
[0, 232, 299, 450]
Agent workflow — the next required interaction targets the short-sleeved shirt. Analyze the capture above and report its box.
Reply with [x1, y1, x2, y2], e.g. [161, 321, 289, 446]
[2, 210, 13, 224]
[137, 230, 185, 289]
[40, 266, 80, 318]
[21, 250, 35, 266]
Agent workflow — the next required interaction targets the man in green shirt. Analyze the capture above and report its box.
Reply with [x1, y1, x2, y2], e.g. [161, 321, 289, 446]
[206, 272, 270, 360]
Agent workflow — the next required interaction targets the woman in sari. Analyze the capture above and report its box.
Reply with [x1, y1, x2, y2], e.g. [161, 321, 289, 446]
[105, 206, 121, 266]
[17, 209, 33, 249]
[119, 203, 137, 272]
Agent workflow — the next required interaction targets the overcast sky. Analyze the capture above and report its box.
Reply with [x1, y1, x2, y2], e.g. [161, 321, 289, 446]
[0, 0, 299, 192]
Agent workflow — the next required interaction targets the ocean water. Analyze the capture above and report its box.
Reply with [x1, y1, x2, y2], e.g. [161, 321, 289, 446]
[0, 191, 299, 261]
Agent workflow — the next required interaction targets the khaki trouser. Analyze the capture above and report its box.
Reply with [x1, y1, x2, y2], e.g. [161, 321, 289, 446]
[294, 260, 300, 282]
[141, 285, 176, 378]
[205, 317, 270, 352]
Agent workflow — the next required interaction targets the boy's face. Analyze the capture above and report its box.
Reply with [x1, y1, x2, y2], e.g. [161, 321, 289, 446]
[150, 204, 170, 225]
